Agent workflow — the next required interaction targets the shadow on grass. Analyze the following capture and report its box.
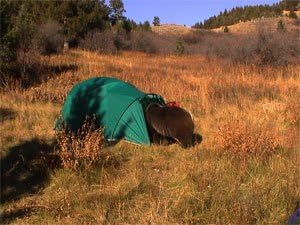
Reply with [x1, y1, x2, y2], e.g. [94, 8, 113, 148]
[0, 108, 16, 123]
[45, 63, 78, 76]
[23, 63, 78, 89]
[1, 63, 78, 90]
[0, 207, 35, 224]
[0, 138, 60, 205]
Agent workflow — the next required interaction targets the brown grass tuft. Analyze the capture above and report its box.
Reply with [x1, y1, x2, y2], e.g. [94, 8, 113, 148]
[217, 118, 279, 157]
[56, 117, 105, 171]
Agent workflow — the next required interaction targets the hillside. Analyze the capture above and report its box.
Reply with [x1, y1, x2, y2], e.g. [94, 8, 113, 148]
[193, 0, 299, 29]
[212, 16, 299, 34]
[151, 24, 192, 36]
[152, 16, 299, 37]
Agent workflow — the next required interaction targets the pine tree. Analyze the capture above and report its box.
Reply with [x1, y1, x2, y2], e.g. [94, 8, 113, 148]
[175, 39, 185, 55]
[142, 21, 151, 31]
[288, 10, 298, 19]
[153, 16, 160, 26]
[277, 20, 286, 32]
[283, 0, 299, 11]
[223, 26, 229, 33]
[192, 2, 284, 29]
[109, 0, 126, 25]
[137, 21, 151, 31]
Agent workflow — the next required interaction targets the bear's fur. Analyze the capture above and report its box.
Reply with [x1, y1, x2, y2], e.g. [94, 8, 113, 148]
[145, 103, 199, 148]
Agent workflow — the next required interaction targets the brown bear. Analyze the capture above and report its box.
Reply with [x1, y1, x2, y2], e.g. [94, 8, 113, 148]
[145, 103, 201, 148]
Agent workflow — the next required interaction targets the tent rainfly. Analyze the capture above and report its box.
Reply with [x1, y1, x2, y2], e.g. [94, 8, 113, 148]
[56, 77, 165, 145]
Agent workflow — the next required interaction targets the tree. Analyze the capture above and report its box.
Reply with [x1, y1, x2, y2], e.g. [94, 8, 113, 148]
[288, 10, 298, 19]
[175, 39, 185, 55]
[192, 22, 201, 29]
[282, 0, 299, 11]
[139, 21, 151, 31]
[37, 20, 64, 55]
[2, 3, 38, 78]
[59, 0, 110, 40]
[192, 2, 284, 29]
[277, 19, 286, 32]
[0, 0, 21, 74]
[223, 26, 229, 33]
[109, 0, 125, 25]
[119, 18, 133, 33]
[0, 0, 112, 79]
[9, 0, 111, 43]
[153, 16, 160, 26]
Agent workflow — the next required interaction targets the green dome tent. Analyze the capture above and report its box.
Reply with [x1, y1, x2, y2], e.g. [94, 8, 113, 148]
[56, 77, 165, 145]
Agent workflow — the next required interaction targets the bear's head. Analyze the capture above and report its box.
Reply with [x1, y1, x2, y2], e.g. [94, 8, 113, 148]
[145, 103, 196, 148]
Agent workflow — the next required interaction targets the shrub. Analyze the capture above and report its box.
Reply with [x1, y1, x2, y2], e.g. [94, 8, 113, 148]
[255, 24, 289, 66]
[113, 28, 131, 50]
[205, 35, 256, 64]
[56, 117, 105, 171]
[153, 16, 160, 26]
[79, 30, 117, 54]
[277, 20, 286, 32]
[36, 20, 64, 56]
[288, 10, 298, 19]
[0, 4, 39, 82]
[130, 30, 158, 53]
[175, 39, 185, 55]
[203, 22, 297, 66]
[117, 19, 133, 33]
[217, 119, 279, 158]
[182, 31, 203, 44]
[138, 21, 151, 31]
[15, 49, 43, 87]
[224, 26, 229, 33]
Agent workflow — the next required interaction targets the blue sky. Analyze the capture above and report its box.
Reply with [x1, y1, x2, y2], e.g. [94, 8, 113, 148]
[123, 0, 280, 26]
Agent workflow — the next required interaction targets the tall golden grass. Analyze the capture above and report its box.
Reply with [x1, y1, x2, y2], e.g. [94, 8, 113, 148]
[56, 117, 105, 171]
[25, 49, 299, 152]
[1, 49, 299, 224]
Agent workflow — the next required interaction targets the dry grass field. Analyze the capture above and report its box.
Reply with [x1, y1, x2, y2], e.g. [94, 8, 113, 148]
[212, 16, 299, 34]
[152, 24, 192, 36]
[1, 49, 300, 224]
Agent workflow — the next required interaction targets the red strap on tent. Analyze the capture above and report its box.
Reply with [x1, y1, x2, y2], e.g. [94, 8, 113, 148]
[166, 101, 180, 107]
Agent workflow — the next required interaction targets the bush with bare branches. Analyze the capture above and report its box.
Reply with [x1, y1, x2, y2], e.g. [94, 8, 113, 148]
[129, 30, 159, 53]
[217, 118, 279, 158]
[203, 22, 298, 66]
[79, 30, 118, 54]
[36, 20, 64, 56]
[56, 117, 105, 171]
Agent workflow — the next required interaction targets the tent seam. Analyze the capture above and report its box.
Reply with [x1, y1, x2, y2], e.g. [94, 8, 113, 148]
[111, 94, 147, 139]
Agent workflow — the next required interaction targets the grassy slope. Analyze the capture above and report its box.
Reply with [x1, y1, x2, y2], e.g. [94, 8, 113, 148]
[212, 17, 299, 34]
[1, 50, 299, 224]
[151, 17, 299, 36]
[151, 24, 191, 36]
